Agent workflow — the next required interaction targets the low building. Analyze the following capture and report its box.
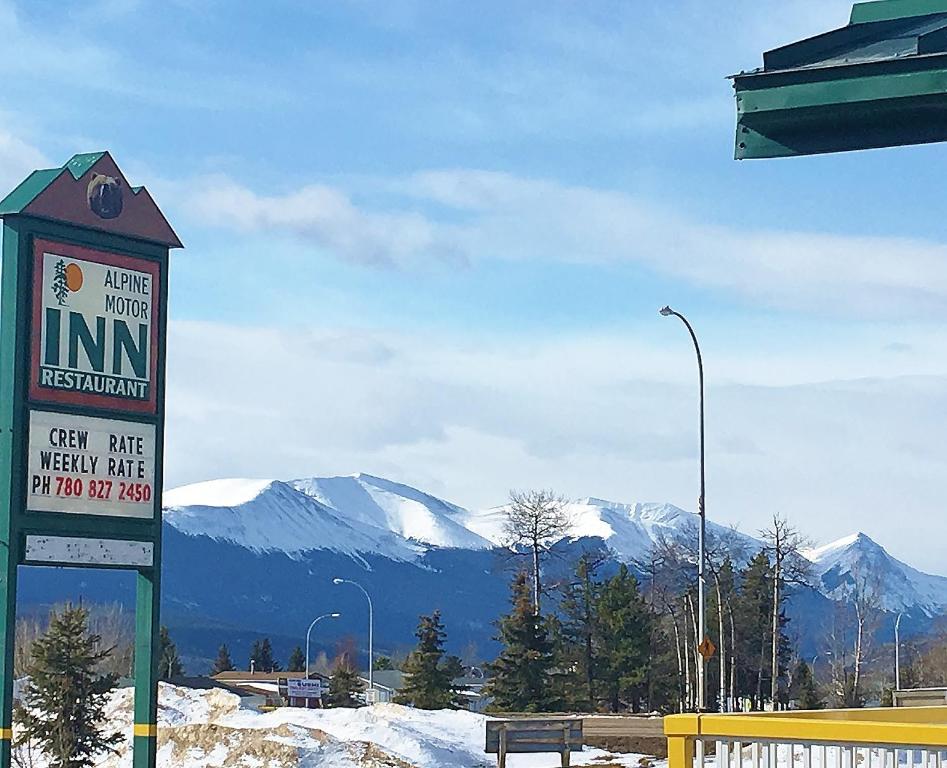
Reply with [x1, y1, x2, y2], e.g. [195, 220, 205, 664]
[211, 671, 330, 709]
[360, 670, 491, 711]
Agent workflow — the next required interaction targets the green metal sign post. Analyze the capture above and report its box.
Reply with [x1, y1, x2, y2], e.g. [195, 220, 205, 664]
[0, 152, 181, 768]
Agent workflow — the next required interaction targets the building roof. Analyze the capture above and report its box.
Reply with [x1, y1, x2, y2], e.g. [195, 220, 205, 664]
[212, 671, 330, 683]
[731, 0, 947, 158]
[366, 670, 405, 692]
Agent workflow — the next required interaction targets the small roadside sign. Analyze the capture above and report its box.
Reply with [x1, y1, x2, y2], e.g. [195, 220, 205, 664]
[698, 636, 716, 661]
[286, 678, 323, 699]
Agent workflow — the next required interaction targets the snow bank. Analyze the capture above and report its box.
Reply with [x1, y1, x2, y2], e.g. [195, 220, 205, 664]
[17, 684, 654, 767]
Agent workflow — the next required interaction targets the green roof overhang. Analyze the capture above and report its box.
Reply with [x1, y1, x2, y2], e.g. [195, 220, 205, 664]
[732, 0, 947, 158]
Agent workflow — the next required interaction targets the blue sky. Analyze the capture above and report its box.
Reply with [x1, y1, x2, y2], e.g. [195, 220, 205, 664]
[4, 0, 947, 571]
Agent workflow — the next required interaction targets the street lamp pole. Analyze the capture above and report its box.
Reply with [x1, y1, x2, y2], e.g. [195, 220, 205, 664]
[895, 613, 903, 691]
[333, 578, 374, 694]
[305, 612, 341, 678]
[660, 305, 707, 712]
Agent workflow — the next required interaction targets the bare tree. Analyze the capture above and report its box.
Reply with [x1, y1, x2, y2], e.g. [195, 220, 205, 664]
[850, 569, 882, 704]
[825, 565, 882, 708]
[503, 489, 571, 612]
[760, 516, 811, 708]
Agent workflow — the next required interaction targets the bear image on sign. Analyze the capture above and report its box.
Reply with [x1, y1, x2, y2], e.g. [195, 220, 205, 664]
[87, 173, 123, 219]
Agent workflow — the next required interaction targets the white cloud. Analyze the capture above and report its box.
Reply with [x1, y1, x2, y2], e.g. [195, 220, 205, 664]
[0, 128, 48, 194]
[185, 169, 947, 317]
[190, 176, 462, 268]
[165, 319, 947, 574]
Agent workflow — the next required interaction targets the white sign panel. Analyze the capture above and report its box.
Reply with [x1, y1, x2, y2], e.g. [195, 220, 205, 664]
[286, 678, 323, 699]
[31, 239, 160, 414]
[24, 535, 154, 567]
[27, 410, 156, 518]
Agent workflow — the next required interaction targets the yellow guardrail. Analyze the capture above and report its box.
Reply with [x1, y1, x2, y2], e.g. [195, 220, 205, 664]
[666, 708, 947, 768]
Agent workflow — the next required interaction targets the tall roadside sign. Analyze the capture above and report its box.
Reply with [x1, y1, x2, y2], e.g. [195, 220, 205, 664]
[0, 152, 182, 768]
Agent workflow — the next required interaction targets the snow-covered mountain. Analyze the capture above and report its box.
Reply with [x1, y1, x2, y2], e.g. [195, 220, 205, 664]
[126, 472, 947, 668]
[162, 478, 424, 561]
[291, 473, 492, 551]
[462, 497, 761, 563]
[804, 532, 947, 616]
[162, 473, 947, 618]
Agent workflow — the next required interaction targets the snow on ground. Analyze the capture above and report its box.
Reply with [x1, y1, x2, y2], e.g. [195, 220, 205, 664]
[32, 684, 657, 768]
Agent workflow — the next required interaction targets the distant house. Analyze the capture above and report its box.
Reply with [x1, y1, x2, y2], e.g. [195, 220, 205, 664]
[362, 670, 404, 703]
[211, 671, 330, 709]
[210, 669, 490, 711]
[360, 670, 491, 712]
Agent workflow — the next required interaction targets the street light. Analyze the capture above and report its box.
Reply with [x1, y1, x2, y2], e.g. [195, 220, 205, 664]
[305, 612, 341, 678]
[333, 577, 374, 695]
[895, 613, 904, 691]
[660, 304, 708, 712]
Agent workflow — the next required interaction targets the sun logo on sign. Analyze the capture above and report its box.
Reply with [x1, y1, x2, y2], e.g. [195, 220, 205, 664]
[51, 259, 84, 306]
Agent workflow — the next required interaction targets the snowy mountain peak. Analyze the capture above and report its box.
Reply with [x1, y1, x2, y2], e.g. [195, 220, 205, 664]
[291, 474, 492, 550]
[162, 477, 420, 561]
[803, 532, 870, 562]
[805, 531, 947, 616]
[163, 477, 277, 509]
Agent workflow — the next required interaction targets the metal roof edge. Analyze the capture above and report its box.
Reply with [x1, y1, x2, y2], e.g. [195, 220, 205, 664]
[852, 0, 947, 25]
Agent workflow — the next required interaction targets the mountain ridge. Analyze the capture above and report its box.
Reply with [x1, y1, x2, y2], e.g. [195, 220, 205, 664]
[162, 473, 947, 617]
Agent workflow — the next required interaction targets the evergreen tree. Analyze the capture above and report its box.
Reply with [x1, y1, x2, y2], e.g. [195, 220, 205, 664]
[485, 571, 561, 712]
[158, 626, 183, 680]
[327, 654, 364, 707]
[288, 646, 306, 673]
[15, 604, 121, 768]
[789, 659, 824, 710]
[395, 611, 465, 709]
[212, 643, 234, 675]
[594, 564, 652, 712]
[249, 637, 280, 672]
[734, 552, 774, 709]
[374, 655, 395, 671]
[559, 554, 602, 710]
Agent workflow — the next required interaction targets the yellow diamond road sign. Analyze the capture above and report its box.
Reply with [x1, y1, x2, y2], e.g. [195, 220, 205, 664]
[698, 636, 716, 661]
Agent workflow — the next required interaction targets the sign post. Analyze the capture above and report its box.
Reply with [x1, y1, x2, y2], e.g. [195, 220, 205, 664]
[0, 152, 181, 768]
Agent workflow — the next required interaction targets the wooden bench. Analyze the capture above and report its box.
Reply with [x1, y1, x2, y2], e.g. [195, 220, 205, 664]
[485, 718, 584, 768]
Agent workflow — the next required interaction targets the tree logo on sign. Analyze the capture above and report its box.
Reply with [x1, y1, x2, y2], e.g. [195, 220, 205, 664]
[51, 260, 84, 306]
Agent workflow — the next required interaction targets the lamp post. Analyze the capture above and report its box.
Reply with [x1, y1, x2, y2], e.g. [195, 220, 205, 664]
[660, 305, 707, 712]
[305, 612, 341, 678]
[333, 578, 374, 694]
[895, 613, 904, 691]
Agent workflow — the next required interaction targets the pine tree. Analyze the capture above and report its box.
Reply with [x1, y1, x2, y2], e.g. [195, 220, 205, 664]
[594, 564, 652, 712]
[485, 571, 560, 712]
[261, 638, 280, 672]
[288, 646, 306, 673]
[158, 626, 183, 680]
[790, 660, 824, 710]
[559, 554, 602, 710]
[734, 552, 775, 710]
[15, 604, 121, 768]
[249, 637, 280, 672]
[395, 611, 464, 709]
[212, 644, 234, 674]
[327, 654, 364, 707]
[375, 656, 395, 671]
